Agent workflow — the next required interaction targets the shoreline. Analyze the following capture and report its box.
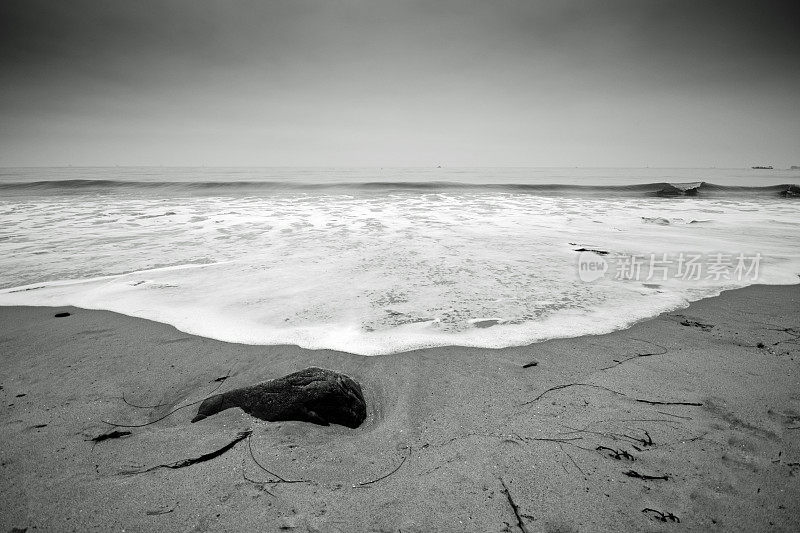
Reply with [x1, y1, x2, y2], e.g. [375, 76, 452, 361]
[0, 279, 789, 357]
[1, 284, 799, 531]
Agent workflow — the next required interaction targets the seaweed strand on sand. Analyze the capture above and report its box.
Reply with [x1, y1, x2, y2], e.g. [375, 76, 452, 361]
[500, 478, 531, 533]
[120, 429, 251, 475]
[354, 445, 411, 487]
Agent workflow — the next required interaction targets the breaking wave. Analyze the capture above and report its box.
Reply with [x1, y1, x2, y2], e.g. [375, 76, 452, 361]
[0, 179, 798, 198]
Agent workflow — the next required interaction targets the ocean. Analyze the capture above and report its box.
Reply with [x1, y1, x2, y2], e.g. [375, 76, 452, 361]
[0, 167, 798, 355]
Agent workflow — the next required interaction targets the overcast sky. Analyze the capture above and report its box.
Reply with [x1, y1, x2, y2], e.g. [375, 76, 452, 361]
[1, 0, 798, 167]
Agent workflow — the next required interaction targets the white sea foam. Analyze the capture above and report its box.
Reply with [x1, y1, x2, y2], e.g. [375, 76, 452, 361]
[1, 168, 798, 355]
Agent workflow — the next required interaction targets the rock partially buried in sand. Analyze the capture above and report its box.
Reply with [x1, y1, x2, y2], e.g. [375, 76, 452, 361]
[191, 367, 366, 428]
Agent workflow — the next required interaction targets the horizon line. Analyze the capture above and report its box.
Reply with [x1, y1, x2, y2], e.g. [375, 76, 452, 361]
[1, 165, 794, 171]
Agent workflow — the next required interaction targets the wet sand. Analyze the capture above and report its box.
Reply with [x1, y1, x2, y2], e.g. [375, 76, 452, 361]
[0, 284, 798, 532]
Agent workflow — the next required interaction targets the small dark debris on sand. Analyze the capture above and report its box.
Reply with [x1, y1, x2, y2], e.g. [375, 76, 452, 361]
[673, 314, 714, 330]
[192, 367, 367, 428]
[597, 446, 635, 461]
[624, 469, 669, 481]
[627, 430, 654, 447]
[643, 508, 680, 522]
[9, 285, 45, 293]
[54, 312, 71, 318]
[681, 319, 714, 330]
[574, 247, 609, 255]
[87, 430, 132, 443]
[146, 505, 176, 516]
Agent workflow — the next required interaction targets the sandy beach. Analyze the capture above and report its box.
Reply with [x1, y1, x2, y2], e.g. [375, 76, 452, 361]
[0, 284, 798, 532]
[3, 1, 799, 531]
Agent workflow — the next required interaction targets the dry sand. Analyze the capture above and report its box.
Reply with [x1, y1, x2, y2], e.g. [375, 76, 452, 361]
[0, 284, 799, 532]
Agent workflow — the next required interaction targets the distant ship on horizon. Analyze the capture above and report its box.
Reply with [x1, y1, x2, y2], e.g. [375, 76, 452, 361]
[751, 165, 774, 170]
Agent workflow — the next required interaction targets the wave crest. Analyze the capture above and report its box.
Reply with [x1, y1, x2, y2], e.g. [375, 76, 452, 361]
[1, 179, 798, 198]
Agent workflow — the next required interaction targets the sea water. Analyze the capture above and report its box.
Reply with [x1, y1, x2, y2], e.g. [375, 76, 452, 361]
[0, 167, 798, 355]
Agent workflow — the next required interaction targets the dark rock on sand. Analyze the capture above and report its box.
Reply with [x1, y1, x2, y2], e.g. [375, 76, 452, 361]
[191, 367, 366, 428]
